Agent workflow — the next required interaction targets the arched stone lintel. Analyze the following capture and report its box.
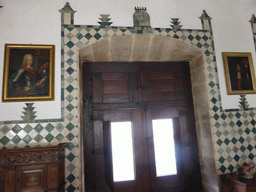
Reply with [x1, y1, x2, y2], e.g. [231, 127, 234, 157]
[79, 34, 202, 63]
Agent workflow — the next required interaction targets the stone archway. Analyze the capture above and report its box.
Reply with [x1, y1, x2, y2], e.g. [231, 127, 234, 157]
[79, 34, 219, 191]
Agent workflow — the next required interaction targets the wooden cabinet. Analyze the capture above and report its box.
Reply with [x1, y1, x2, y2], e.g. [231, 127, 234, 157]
[0, 143, 67, 192]
[220, 173, 256, 192]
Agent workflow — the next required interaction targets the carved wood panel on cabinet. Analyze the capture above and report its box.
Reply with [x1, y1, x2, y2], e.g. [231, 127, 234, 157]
[0, 143, 67, 192]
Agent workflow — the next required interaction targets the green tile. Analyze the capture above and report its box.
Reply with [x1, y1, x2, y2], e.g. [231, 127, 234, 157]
[248, 153, 254, 160]
[252, 127, 256, 134]
[239, 137, 245, 144]
[1, 125, 10, 134]
[231, 138, 237, 144]
[227, 165, 234, 172]
[234, 154, 240, 162]
[220, 165, 226, 173]
[208, 81, 215, 88]
[23, 135, 32, 144]
[34, 134, 43, 143]
[228, 113, 234, 119]
[204, 50, 210, 56]
[76, 33, 83, 40]
[67, 27, 74, 32]
[67, 163, 76, 172]
[215, 130, 222, 137]
[235, 112, 241, 119]
[219, 156, 225, 164]
[249, 111, 255, 118]
[212, 105, 218, 112]
[56, 133, 64, 142]
[245, 128, 250, 135]
[226, 155, 232, 163]
[66, 94, 74, 102]
[66, 104, 74, 112]
[195, 35, 201, 41]
[56, 123, 65, 132]
[12, 125, 22, 134]
[45, 133, 54, 142]
[220, 113, 227, 120]
[94, 33, 102, 40]
[66, 173, 76, 183]
[187, 34, 194, 41]
[240, 145, 246, 152]
[66, 41, 75, 48]
[244, 120, 249, 126]
[23, 124, 33, 133]
[45, 123, 54, 132]
[224, 138, 230, 145]
[233, 146, 239, 153]
[0, 136, 10, 145]
[242, 112, 248, 118]
[11, 135, 21, 145]
[66, 152, 75, 162]
[229, 121, 235, 128]
[66, 123, 75, 131]
[34, 124, 44, 133]
[66, 143, 75, 151]
[66, 85, 74, 93]
[66, 133, 75, 141]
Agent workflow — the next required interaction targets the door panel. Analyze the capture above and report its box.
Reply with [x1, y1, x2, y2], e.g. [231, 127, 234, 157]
[145, 108, 183, 191]
[83, 62, 203, 192]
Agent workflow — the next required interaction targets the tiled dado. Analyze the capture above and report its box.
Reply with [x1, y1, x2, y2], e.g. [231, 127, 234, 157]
[0, 3, 256, 192]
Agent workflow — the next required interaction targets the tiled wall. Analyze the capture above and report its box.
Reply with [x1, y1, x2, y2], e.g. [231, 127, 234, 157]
[0, 3, 256, 192]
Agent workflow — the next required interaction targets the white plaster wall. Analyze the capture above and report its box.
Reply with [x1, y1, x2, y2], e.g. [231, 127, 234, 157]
[0, 0, 256, 121]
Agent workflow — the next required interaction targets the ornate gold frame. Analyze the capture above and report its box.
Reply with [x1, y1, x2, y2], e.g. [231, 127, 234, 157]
[222, 52, 256, 95]
[2, 44, 55, 102]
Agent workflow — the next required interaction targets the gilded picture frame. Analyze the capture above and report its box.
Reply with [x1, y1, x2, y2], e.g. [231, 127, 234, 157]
[222, 52, 256, 95]
[2, 44, 55, 102]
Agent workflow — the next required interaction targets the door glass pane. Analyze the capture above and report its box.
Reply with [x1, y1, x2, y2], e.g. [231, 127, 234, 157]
[152, 119, 177, 177]
[111, 121, 135, 182]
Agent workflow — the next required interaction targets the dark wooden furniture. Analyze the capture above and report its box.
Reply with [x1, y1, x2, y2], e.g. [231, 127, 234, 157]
[220, 173, 256, 192]
[0, 143, 67, 192]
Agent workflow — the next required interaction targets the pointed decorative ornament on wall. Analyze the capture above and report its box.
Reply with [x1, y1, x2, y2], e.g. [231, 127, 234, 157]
[21, 103, 37, 121]
[170, 18, 182, 31]
[239, 95, 249, 110]
[98, 14, 112, 27]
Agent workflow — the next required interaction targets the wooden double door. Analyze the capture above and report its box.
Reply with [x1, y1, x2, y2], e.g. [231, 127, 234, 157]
[83, 62, 203, 192]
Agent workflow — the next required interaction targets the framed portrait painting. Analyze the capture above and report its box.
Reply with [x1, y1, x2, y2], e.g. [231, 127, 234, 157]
[2, 44, 55, 102]
[222, 52, 256, 95]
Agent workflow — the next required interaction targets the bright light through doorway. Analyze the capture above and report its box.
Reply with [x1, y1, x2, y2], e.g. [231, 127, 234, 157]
[111, 122, 135, 182]
[152, 119, 177, 177]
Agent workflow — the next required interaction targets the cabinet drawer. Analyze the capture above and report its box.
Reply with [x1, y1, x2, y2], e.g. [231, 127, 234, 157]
[19, 165, 46, 192]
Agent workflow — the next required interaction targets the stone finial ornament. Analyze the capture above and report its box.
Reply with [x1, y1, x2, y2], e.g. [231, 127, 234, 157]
[98, 14, 112, 27]
[59, 2, 76, 13]
[170, 18, 182, 30]
[59, 2, 76, 25]
[249, 14, 256, 23]
[133, 7, 151, 30]
[199, 10, 212, 31]
[249, 14, 256, 51]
